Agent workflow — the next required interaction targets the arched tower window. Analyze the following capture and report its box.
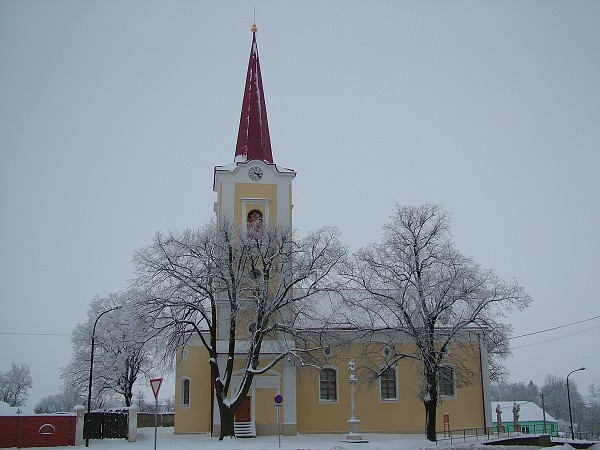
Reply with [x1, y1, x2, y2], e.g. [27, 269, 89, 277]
[247, 209, 263, 233]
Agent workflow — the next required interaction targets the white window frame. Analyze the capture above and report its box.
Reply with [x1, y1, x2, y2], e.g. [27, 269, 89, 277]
[241, 198, 270, 233]
[319, 365, 339, 404]
[439, 365, 456, 399]
[180, 377, 191, 407]
[379, 365, 399, 402]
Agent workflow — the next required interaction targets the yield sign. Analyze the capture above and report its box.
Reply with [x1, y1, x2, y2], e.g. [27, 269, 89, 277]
[150, 378, 163, 399]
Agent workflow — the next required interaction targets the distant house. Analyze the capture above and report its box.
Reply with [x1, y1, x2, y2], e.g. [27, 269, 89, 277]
[491, 401, 558, 435]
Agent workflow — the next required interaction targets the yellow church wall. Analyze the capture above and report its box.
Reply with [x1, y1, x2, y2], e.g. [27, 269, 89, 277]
[295, 343, 486, 433]
[255, 387, 277, 433]
[173, 338, 486, 435]
[234, 183, 277, 224]
[233, 313, 254, 340]
[174, 344, 212, 434]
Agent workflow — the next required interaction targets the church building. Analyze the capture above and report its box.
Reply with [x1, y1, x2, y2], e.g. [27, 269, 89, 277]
[173, 25, 492, 438]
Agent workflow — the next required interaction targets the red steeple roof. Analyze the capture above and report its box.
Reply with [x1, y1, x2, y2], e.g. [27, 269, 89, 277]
[235, 26, 273, 164]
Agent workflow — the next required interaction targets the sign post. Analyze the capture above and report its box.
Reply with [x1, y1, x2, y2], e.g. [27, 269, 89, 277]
[150, 378, 163, 450]
[274, 394, 283, 448]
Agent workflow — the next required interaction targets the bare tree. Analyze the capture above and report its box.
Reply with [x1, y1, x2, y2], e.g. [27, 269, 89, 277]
[490, 380, 539, 403]
[34, 386, 82, 413]
[0, 362, 32, 406]
[541, 374, 584, 423]
[483, 325, 512, 383]
[62, 290, 159, 408]
[582, 385, 600, 439]
[340, 204, 531, 441]
[134, 219, 345, 439]
[134, 389, 150, 412]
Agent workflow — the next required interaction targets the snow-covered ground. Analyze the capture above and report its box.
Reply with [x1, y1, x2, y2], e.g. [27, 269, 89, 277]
[9, 427, 598, 450]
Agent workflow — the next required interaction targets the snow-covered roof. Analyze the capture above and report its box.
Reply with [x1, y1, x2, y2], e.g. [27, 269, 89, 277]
[491, 401, 558, 424]
[214, 160, 294, 175]
[0, 401, 34, 416]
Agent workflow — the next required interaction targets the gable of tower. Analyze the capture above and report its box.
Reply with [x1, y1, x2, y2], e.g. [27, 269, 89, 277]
[214, 151, 295, 228]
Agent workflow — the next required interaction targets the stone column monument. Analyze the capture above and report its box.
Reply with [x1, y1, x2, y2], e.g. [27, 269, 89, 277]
[344, 359, 368, 443]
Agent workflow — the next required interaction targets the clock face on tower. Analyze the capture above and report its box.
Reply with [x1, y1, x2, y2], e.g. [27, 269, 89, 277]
[248, 166, 263, 181]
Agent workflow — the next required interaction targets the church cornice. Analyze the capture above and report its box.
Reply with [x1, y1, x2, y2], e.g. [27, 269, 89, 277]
[213, 159, 295, 192]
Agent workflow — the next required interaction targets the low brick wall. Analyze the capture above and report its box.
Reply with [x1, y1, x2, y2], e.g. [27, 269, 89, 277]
[137, 413, 174, 428]
[0, 415, 76, 448]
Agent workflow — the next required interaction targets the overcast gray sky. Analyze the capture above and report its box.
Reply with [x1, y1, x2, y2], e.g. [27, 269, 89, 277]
[1, 1, 599, 408]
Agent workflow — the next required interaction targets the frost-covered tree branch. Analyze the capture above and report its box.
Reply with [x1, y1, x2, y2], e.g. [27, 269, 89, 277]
[0, 362, 32, 407]
[133, 219, 346, 439]
[62, 290, 161, 408]
[337, 204, 531, 441]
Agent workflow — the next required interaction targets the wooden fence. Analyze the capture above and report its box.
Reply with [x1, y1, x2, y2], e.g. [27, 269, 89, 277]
[84, 411, 128, 439]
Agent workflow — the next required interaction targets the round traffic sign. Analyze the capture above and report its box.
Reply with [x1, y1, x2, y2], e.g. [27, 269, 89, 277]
[274, 394, 283, 405]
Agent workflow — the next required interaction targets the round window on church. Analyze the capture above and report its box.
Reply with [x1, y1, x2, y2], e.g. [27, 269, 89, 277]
[382, 346, 394, 358]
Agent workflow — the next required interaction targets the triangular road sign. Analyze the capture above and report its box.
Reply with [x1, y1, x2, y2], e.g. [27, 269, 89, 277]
[150, 378, 163, 399]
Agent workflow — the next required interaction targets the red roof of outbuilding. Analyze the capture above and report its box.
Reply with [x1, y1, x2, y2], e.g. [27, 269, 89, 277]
[235, 29, 273, 163]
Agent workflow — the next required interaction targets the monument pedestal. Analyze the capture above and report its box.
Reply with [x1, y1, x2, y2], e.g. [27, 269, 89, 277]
[343, 418, 368, 442]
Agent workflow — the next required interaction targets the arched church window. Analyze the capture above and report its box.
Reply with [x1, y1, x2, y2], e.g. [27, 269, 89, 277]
[247, 209, 263, 233]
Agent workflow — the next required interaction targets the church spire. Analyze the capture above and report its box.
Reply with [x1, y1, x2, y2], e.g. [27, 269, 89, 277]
[235, 24, 273, 164]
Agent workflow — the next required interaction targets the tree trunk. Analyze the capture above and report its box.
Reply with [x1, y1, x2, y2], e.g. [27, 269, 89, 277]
[424, 368, 438, 442]
[218, 403, 236, 440]
[124, 390, 132, 407]
[424, 393, 437, 441]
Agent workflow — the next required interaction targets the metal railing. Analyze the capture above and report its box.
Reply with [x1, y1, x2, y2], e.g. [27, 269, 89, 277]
[436, 423, 564, 446]
[436, 422, 598, 446]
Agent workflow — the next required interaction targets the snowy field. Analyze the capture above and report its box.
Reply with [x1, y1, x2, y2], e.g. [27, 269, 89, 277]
[10, 427, 597, 450]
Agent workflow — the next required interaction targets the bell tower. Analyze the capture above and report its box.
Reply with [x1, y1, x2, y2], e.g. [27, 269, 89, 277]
[209, 25, 299, 437]
[213, 24, 295, 229]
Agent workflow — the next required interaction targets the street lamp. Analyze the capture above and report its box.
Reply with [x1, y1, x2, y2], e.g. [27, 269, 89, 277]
[85, 306, 121, 447]
[567, 366, 585, 441]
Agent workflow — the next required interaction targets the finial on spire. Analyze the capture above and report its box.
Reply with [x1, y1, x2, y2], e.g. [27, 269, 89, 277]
[251, 6, 257, 33]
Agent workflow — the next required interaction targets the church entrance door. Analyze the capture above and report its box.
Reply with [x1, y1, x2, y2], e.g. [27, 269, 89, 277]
[235, 396, 251, 422]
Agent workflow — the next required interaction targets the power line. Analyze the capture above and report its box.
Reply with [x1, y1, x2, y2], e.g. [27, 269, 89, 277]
[509, 314, 600, 340]
[511, 324, 600, 350]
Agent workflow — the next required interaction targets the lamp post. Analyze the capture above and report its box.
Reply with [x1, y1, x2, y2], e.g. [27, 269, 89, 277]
[567, 366, 585, 441]
[85, 306, 121, 447]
